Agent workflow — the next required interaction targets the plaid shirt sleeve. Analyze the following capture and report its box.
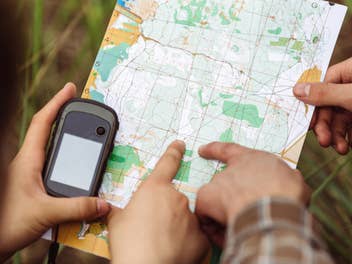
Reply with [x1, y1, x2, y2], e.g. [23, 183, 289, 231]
[221, 197, 334, 264]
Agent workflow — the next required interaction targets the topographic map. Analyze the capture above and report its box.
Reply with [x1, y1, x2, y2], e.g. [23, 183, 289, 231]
[55, 0, 346, 260]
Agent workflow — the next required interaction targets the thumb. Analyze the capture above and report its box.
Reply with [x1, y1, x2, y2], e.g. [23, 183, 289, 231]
[293, 82, 352, 111]
[45, 197, 111, 224]
[107, 206, 123, 225]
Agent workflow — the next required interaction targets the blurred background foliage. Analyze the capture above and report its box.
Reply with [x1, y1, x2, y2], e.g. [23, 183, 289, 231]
[6, 0, 352, 263]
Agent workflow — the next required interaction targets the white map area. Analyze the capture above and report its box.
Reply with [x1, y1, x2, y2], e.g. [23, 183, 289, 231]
[87, 0, 346, 209]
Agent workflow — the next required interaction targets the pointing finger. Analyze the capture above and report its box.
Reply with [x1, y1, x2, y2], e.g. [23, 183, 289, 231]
[148, 140, 186, 183]
[198, 142, 250, 163]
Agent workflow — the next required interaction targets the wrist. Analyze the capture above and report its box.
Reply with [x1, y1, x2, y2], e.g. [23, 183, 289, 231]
[227, 196, 317, 238]
[221, 197, 325, 264]
[225, 195, 306, 224]
[112, 252, 169, 264]
[223, 193, 253, 224]
[110, 238, 168, 264]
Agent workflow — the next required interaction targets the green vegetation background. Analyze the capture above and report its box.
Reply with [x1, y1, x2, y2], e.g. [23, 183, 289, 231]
[7, 0, 352, 263]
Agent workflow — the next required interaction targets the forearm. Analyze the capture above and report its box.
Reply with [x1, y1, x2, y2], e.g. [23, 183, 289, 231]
[109, 235, 175, 264]
[110, 245, 164, 264]
[110, 255, 162, 264]
[221, 197, 334, 264]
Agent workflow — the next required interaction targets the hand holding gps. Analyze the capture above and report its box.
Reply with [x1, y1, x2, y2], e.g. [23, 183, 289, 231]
[43, 98, 118, 197]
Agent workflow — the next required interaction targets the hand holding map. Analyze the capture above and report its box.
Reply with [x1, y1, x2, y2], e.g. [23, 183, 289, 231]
[294, 58, 352, 155]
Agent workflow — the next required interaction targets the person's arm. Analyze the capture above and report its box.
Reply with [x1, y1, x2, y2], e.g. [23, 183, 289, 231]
[0, 83, 111, 260]
[222, 198, 334, 264]
[195, 142, 334, 263]
[108, 141, 209, 264]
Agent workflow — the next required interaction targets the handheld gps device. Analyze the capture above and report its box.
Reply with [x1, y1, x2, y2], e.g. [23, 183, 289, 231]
[43, 98, 118, 198]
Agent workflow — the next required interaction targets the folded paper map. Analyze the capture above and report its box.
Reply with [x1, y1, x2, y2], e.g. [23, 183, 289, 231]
[52, 0, 347, 260]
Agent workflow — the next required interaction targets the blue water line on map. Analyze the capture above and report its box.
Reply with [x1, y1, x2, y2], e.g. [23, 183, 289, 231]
[117, 0, 126, 7]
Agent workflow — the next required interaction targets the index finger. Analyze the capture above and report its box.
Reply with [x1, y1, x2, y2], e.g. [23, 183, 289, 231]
[325, 58, 352, 83]
[22, 83, 77, 154]
[198, 142, 250, 163]
[147, 140, 186, 183]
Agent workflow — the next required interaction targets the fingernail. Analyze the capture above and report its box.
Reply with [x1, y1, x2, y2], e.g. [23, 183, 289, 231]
[175, 140, 186, 146]
[294, 83, 311, 97]
[199, 144, 207, 152]
[64, 82, 73, 89]
[97, 199, 110, 216]
[63, 82, 77, 95]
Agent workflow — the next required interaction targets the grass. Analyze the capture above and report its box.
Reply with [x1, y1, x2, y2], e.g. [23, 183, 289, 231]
[10, 0, 352, 263]
[345, 0, 352, 13]
[300, 133, 352, 263]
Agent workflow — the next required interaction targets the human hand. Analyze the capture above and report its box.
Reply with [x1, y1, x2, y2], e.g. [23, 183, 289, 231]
[0, 83, 111, 260]
[293, 58, 352, 155]
[108, 141, 209, 264]
[195, 142, 311, 247]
